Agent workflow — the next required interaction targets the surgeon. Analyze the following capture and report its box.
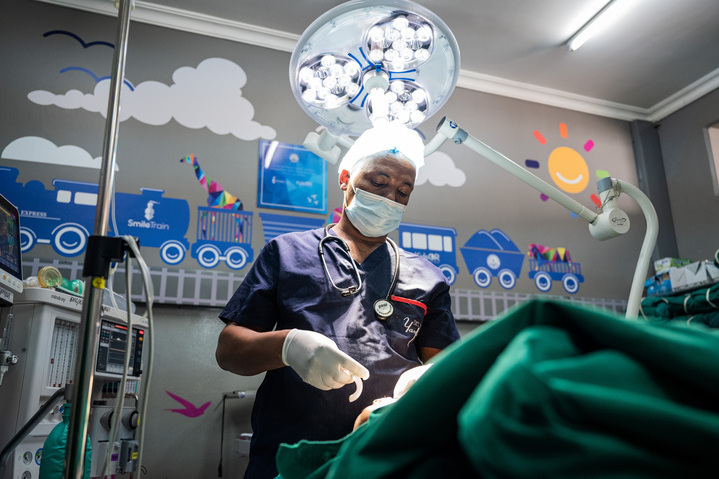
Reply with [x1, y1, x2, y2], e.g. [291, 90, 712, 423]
[215, 121, 461, 479]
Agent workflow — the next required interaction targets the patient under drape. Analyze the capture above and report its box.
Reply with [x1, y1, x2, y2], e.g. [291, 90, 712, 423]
[277, 299, 719, 478]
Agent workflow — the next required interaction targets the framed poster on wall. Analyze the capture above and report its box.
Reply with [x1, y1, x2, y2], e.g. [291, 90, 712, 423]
[257, 140, 327, 214]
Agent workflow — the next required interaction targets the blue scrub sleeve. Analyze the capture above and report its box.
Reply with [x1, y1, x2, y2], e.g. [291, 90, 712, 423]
[219, 241, 281, 332]
[414, 280, 460, 350]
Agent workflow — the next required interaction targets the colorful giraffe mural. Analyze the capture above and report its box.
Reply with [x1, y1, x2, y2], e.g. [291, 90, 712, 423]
[180, 154, 244, 210]
[181, 154, 246, 243]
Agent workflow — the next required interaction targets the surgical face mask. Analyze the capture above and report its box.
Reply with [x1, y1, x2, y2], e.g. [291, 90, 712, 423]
[344, 187, 406, 237]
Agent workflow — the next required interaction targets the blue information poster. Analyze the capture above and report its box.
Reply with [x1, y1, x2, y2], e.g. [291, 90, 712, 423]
[257, 140, 327, 214]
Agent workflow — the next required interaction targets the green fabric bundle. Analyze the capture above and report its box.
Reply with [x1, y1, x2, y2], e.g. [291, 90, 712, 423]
[276, 299, 719, 478]
[641, 283, 719, 321]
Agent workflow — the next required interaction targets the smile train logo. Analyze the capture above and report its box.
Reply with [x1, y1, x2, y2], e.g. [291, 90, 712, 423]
[144, 200, 158, 220]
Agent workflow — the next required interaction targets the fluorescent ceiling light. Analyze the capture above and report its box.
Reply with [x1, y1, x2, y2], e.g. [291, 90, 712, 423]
[568, 0, 635, 51]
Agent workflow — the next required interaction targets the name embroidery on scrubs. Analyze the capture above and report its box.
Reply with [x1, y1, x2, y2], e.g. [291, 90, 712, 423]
[404, 317, 422, 347]
[404, 318, 421, 334]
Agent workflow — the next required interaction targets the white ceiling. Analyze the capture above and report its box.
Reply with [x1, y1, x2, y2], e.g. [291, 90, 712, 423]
[42, 0, 719, 121]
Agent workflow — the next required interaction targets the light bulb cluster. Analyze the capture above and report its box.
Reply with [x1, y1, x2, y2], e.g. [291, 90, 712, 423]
[369, 80, 428, 127]
[297, 54, 362, 109]
[365, 14, 434, 71]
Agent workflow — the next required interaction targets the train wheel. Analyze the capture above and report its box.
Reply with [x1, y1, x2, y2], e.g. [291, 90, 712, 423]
[498, 269, 516, 289]
[439, 265, 456, 285]
[225, 247, 248, 270]
[20, 227, 36, 253]
[196, 245, 221, 268]
[160, 240, 186, 265]
[562, 274, 580, 294]
[534, 271, 552, 292]
[52, 224, 88, 256]
[473, 267, 492, 288]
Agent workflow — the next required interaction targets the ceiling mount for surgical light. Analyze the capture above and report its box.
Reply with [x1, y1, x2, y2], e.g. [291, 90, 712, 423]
[290, 0, 460, 137]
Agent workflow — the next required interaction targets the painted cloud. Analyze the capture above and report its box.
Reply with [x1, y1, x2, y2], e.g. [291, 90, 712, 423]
[28, 58, 276, 141]
[416, 150, 466, 187]
[1, 136, 116, 170]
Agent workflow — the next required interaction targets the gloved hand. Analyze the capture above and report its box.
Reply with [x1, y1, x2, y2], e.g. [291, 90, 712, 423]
[282, 329, 370, 391]
[393, 364, 432, 399]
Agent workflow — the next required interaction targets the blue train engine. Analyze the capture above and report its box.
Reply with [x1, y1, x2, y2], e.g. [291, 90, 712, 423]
[460, 229, 524, 290]
[112, 188, 191, 265]
[396, 223, 459, 285]
[527, 244, 584, 294]
[0, 167, 97, 257]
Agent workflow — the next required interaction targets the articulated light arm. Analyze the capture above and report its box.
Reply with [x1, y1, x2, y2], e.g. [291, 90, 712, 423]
[434, 117, 658, 319]
[435, 118, 599, 223]
[303, 129, 355, 165]
[593, 178, 659, 318]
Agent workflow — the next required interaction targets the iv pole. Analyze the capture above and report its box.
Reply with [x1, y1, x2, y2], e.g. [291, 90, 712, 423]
[65, 0, 134, 477]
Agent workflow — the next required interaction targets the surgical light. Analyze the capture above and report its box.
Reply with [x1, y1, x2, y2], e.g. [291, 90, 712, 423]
[297, 54, 362, 108]
[290, 0, 460, 138]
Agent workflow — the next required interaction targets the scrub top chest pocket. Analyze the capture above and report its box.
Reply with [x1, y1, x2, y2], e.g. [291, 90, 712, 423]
[381, 295, 426, 352]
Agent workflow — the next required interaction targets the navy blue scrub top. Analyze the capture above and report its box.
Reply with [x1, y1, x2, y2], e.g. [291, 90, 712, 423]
[220, 227, 460, 479]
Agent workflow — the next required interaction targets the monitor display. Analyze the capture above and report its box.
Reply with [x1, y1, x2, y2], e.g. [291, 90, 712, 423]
[0, 194, 23, 294]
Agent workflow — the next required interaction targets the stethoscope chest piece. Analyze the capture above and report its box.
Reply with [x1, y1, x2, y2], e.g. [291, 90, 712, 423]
[321, 224, 400, 322]
[374, 298, 394, 321]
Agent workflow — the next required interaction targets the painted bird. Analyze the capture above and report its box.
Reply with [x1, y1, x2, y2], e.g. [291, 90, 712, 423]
[165, 390, 211, 418]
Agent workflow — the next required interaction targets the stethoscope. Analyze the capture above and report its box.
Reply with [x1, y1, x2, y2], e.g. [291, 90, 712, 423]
[318, 223, 400, 320]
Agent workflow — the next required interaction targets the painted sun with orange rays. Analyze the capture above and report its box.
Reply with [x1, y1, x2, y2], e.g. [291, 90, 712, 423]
[525, 122, 609, 214]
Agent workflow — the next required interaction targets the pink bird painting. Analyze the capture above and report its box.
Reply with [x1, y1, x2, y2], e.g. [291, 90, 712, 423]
[165, 390, 211, 418]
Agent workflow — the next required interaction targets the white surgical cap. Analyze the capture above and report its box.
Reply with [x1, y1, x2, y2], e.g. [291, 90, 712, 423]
[338, 122, 425, 178]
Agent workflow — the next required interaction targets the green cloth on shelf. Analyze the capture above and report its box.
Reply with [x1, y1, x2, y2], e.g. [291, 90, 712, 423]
[641, 283, 719, 319]
[276, 299, 719, 478]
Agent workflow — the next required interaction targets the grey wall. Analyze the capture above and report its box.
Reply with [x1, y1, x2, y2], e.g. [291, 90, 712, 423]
[2, 1, 690, 477]
[656, 87, 719, 262]
[1, 0, 647, 302]
[140, 305, 261, 478]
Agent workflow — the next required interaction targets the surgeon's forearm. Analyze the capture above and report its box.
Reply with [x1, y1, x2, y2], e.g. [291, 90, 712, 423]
[216, 324, 289, 376]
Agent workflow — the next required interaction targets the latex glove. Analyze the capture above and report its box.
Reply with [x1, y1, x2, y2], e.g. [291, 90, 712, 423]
[282, 329, 370, 391]
[393, 364, 432, 399]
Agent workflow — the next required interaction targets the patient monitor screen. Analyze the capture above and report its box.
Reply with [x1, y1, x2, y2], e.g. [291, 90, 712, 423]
[0, 194, 22, 291]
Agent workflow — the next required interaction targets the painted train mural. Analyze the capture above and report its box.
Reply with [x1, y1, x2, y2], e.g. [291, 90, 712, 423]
[1, 166, 585, 293]
[397, 225, 584, 294]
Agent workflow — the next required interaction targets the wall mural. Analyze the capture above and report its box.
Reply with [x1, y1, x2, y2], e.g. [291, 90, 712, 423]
[415, 150, 466, 187]
[0, 28, 290, 272]
[525, 122, 610, 215]
[29, 30, 276, 141]
[2, 136, 117, 170]
[458, 229, 584, 294]
[165, 391, 210, 419]
[392, 223, 587, 294]
[0, 166, 197, 264]
[1, 26, 598, 294]
[181, 154, 244, 210]
[527, 243, 584, 294]
[396, 223, 459, 285]
[461, 229, 525, 290]
[0, 164, 254, 270]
